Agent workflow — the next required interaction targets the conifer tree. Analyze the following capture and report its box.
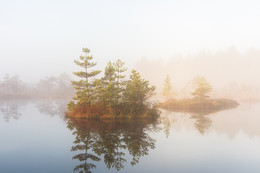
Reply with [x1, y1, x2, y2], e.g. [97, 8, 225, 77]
[113, 60, 127, 103]
[67, 50, 159, 119]
[162, 74, 172, 101]
[124, 70, 155, 109]
[100, 62, 117, 109]
[98, 60, 127, 110]
[71, 48, 101, 106]
[113, 59, 127, 88]
[104, 61, 116, 83]
[191, 76, 212, 102]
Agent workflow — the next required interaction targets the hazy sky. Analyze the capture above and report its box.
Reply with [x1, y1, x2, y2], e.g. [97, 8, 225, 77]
[1, 0, 260, 81]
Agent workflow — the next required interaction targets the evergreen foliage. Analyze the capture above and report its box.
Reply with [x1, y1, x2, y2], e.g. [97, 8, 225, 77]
[191, 76, 212, 102]
[162, 74, 171, 101]
[67, 48, 158, 119]
[71, 48, 101, 107]
[67, 118, 159, 172]
[123, 70, 156, 115]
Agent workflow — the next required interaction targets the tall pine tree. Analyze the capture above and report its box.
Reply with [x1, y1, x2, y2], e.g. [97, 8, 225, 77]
[70, 48, 101, 107]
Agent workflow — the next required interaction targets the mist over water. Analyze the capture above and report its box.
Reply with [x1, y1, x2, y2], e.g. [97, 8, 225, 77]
[135, 47, 260, 101]
[1, 1, 260, 172]
[1, 100, 260, 173]
[1, 47, 259, 102]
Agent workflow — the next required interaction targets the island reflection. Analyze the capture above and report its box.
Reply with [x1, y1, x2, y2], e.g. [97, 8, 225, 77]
[67, 118, 160, 173]
[191, 112, 212, 135]
[161, 110, 215, 135]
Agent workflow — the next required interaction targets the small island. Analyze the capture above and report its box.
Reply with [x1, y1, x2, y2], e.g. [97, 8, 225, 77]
[66, 48, 159, 119]
[160, 98, 239, 113]
[159, 75, 239, 113]
[67, 48, 239, 118]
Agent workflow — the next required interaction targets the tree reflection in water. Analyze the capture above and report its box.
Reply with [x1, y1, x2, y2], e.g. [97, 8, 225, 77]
[191, 111, 213, 135]
[0, 100, 24, 122]
[161, 112, 171, 138]
[191, 115, 212, 135]
[67, 118, 160, 173]
[34, 99, 68, 118]
[160, 110, 214, 135]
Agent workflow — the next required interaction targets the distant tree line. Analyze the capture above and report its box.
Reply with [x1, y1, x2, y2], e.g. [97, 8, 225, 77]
[34, 73, 74, 98]
[0, 74, 22, 98]
[0, 73, 74, 99]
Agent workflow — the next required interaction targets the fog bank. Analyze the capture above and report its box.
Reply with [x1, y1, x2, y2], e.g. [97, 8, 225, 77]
[135, 48, 260, 101]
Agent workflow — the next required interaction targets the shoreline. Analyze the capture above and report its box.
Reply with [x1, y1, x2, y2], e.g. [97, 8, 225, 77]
[159, 99, 239, 113]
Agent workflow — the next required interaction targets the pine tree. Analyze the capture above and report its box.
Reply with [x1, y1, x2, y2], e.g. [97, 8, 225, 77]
[162, 74, 171, 101]
[97, 60, 127, 111]
[100, 61, 117, 109]
[113, 60, 127, 103]
[104, 61, 116, 83]
[124, 70, 155, 112]
[67, 50, 159, 119]
[113, 59, 127, 88]
[191, 76, 212, 102]
[71, 48, 101, 106]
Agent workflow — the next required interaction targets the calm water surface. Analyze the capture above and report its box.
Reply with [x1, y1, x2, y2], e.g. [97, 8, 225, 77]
[1, 99, 260, 173]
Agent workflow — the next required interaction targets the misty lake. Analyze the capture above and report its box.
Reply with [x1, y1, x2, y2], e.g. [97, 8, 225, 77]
[1, 99, 260, 173]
